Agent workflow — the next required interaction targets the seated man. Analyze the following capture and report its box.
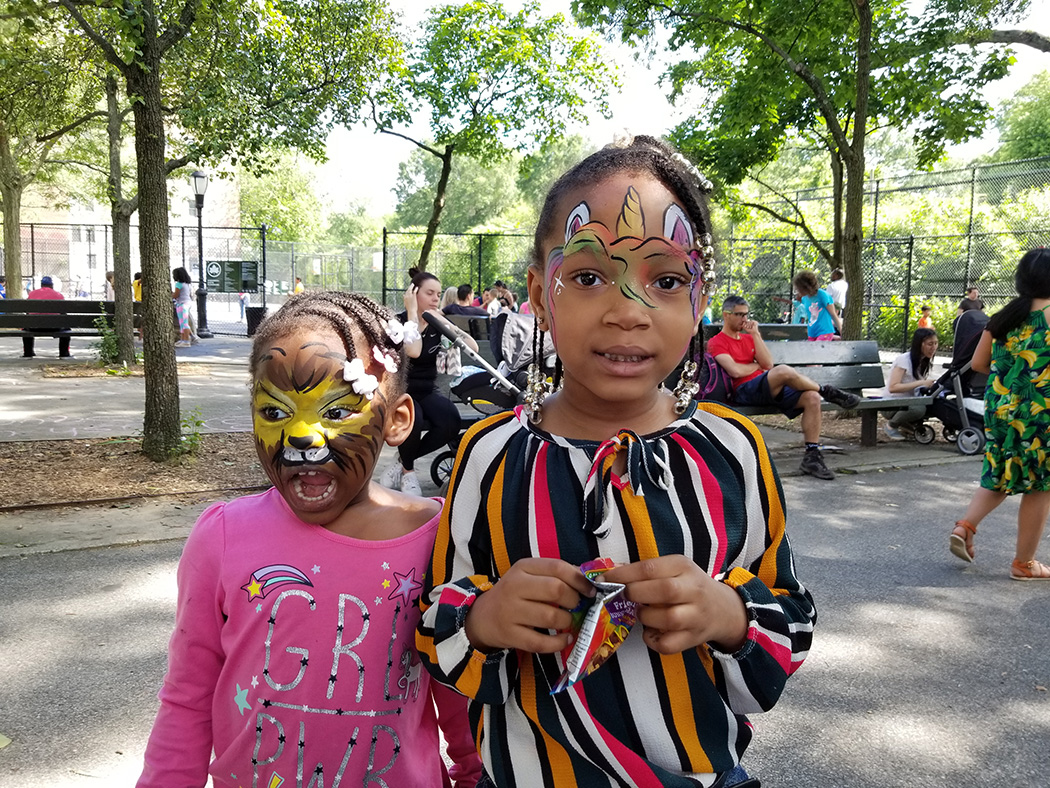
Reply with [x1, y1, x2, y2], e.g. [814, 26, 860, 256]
[442, 283, 488, 316]
[708, 295, 861, 480]
[23, 276, 73, 359]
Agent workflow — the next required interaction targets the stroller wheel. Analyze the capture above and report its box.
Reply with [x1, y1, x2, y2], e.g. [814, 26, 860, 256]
[913, 423, 936, 445]
[957, 427, 985, 456]
[431, 450, 457, 488]
[942, 428, 958, 443]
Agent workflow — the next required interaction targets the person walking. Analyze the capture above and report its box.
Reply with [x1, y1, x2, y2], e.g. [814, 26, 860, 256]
[950, 248, 1050, 580]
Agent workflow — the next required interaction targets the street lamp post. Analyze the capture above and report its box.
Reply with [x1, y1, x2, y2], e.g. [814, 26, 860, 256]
[191, 170, 213, 338]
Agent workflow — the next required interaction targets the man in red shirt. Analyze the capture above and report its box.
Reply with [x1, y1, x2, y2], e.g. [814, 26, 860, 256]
[707, 294, 860, 480]
[23, 276, 73, 359]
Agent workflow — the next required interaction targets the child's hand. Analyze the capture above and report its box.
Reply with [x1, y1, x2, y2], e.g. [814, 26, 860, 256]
[465, 558, 596, 654]
[603, 555, 748, 655]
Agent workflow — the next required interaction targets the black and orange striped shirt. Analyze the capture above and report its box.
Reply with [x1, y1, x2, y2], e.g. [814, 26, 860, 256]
[417, 402, 816, 787]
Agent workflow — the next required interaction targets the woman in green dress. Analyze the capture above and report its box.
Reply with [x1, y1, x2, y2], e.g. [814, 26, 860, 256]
[951, 248, 1050, 580]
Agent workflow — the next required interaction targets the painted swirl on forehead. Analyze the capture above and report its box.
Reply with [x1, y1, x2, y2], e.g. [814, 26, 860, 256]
[548, 186, 702, 318]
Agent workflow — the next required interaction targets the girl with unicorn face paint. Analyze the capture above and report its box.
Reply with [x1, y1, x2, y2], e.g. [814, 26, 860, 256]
[418, 136, 815, 788]
[138, 292, 481, 788]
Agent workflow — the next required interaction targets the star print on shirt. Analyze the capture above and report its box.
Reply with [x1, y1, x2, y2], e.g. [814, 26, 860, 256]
[382, 579, 391, 589]
[234, 684, 252, 716]
[381, 561, 389, 570]
[388, 567, 423, 604]
[251, 675, 259, 688]
[312, 565, 321, 574]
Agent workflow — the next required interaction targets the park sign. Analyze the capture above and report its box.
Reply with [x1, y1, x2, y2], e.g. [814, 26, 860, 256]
[205, 260, 260, 293]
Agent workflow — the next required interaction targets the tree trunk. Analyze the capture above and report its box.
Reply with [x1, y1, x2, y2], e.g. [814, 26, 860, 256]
[417, 144, 454, 272]
[128, 64, 181, 460]
[0, 129, 24, 291]
[830, 149, 844, 269]
[0, 177, 22, 293]
[840, 0, 872, 342]
[106, 74, 136, 365]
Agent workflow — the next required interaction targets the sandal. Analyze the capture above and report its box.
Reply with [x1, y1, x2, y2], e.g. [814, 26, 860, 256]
[949, 520, 976, 563]
[1010, 559, 1050, 581]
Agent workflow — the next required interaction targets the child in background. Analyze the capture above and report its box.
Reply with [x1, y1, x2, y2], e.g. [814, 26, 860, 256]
[138, 292, 481, 787]
[417, 136, 816, 787]
[917, 304, 933, 329]
[793, 269, 841, 340]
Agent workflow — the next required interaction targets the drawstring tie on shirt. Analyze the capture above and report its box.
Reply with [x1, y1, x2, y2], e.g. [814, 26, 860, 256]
[582, 429, 673, 538]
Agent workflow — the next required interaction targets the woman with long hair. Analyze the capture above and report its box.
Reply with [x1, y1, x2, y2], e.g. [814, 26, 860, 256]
[951, 248, 1050, 579]
[883, 328, 938, 440]
[380, 268, 478, 495]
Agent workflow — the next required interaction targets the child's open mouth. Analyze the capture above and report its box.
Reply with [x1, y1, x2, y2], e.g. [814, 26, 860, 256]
[290, 470, 336, 503]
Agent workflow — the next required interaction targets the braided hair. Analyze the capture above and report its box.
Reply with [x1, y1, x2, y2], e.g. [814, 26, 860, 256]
[532, 134, 716, 376]
[250, 291, 408, 395]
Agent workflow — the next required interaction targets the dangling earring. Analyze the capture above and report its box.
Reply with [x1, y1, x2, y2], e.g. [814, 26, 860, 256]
[673, 335, 700, 415]
[524, 317, 551, 423]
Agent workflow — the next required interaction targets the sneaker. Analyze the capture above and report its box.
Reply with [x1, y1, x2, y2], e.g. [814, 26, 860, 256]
[379, 462, 403, 490]
[190, 337, 200, 345]
[820, 385, 861, 410]
[400, 470, 422, 497]
[800, 448, 835, 480]
[59, 354, 75, 360]
[884, 424, 906, 441]
[175, 340, 191, 347]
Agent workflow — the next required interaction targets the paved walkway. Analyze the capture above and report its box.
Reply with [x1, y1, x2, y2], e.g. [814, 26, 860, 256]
[0, 331, 981, 557]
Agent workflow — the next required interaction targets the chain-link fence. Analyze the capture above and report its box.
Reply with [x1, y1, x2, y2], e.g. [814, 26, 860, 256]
[380, 230, 533, 311]
[0, 222, 268, 335]
[719, 231, 1050, 351]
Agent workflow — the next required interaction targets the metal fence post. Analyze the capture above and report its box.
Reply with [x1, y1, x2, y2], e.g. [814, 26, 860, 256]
[382, 227, 388, 306]
[477, 234, 483, 291]
[260, 224, 268, 308]
[903, 236, 914, 351]
[965, 166, 977, 287]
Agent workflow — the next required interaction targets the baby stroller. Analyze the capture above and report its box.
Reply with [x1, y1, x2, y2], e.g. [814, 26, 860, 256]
[910, 310, 988, 456]
[426, 312, 553, 486]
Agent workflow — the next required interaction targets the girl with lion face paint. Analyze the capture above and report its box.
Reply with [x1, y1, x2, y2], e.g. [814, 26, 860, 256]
[138, 292, 481, 788]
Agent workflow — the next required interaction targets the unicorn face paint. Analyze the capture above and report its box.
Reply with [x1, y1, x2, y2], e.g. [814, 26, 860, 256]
[534, 173, 704, 410]
[252, 327, 388, 525]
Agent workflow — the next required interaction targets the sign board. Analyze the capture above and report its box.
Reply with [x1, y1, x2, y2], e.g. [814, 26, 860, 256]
[205, 260, 260, 293]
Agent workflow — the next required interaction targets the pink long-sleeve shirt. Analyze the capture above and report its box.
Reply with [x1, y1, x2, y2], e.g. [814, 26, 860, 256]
[138, 488, 481, 788]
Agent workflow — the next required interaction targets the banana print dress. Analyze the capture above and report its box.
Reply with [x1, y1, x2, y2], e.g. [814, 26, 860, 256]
[982, 309, 1050, 493]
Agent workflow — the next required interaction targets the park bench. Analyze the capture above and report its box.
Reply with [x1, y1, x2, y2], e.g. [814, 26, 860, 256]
[0, 299, 143, 339]
[703, 323, 809, 342]
[725, 339, 931, 447]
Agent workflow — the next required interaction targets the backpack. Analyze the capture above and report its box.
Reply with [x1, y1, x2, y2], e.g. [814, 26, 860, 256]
[695, 351, 734, 403]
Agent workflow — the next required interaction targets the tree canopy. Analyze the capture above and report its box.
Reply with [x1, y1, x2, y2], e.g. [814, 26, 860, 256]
[574, 0, 1038, 338]
[993, 69, 1050, 162]
[371, 0, 614, 270]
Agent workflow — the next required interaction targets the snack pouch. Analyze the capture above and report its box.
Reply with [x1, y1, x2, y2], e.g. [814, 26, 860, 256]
[551, 558, 638, 694]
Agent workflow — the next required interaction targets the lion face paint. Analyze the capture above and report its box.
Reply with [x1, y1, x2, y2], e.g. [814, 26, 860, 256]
[252, 328, 388, 525]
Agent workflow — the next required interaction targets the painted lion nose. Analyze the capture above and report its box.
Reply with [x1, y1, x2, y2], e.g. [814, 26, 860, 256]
[287, 434, 318, 450]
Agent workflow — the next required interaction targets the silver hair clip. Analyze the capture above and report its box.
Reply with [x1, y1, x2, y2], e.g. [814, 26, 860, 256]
[670, 151, 713, 193]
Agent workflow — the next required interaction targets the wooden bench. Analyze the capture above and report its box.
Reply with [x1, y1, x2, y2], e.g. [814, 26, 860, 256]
[725, 340, 931, 447]
[0, 299, 142, 338]
[704, 323, 808, 342]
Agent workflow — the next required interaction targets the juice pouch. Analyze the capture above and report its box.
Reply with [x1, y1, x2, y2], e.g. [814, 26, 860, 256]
[551, 558, 638, 694]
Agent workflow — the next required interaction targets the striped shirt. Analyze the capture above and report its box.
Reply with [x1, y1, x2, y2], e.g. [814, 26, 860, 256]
[417, 401, 816, 787]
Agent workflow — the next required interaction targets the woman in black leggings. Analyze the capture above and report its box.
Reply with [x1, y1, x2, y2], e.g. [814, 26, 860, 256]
[380, 268, 478, 495]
